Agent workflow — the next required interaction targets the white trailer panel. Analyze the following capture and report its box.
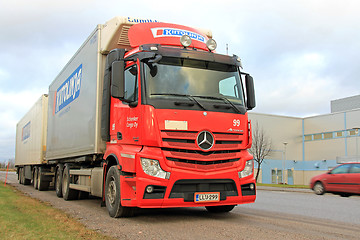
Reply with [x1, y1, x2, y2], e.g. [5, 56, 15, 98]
[15, 95, 48, 166]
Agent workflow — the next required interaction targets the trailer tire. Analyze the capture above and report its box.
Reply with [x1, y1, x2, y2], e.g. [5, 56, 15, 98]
[105, 166, 134, 218]
[205, 205, 236, 213]
[38, 167, 49, 191]
[19, 168, 23, 184]
[55, 165, 63, 198]
[33, 167, 39, 189]
[62, 164, 79, 200]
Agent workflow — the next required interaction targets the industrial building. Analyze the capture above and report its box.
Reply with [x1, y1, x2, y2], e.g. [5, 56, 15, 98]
[249, 95, 360, 185]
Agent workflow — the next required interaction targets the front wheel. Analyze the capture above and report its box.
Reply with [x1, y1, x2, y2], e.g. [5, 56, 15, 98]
[313, 182, 325, 195]
[205, 205, 236, 213]
[105, 166, 134, 218]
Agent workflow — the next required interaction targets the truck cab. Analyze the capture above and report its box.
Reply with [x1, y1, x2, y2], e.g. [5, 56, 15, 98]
[101, 21, 256, 217]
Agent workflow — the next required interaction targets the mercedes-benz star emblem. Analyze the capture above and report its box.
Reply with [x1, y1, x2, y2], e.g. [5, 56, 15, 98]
[197, 131, 214, 151]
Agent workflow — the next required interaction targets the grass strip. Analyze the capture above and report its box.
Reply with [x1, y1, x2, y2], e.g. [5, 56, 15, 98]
[0, 181, 114, 240]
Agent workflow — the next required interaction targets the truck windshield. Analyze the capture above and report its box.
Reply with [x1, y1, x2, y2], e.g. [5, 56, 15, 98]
[144, 57, 245, 111]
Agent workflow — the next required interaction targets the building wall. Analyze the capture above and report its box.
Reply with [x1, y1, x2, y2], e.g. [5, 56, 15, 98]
[249, 113, 303, 162]
[331, 94, 360, 113]
[249, 107, 360, 185]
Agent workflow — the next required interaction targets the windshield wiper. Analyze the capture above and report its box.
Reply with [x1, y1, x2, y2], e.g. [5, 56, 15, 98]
[151, 93, 207, 111]
[193, 95, 241, 113]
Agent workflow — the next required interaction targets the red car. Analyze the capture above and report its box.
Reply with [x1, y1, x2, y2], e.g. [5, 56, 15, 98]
[310, 163, 360, 197]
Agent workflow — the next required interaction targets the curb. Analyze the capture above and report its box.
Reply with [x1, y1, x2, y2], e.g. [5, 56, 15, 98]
[256, 186, 313, 194]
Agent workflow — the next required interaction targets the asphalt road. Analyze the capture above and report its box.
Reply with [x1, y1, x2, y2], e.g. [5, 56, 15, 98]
[1, 171, 359, 239]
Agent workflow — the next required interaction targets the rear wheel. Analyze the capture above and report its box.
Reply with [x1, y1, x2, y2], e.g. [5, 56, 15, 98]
[62, 164, 79, 200]
[37, 167, 49, 191]
[23, 167, 31, 185]
[105, 166, 134, 218]
[19, 168, 24, 184]
[205, 205, 236, 213]
[33, 167, 39, 189]
[55, 165, 63, 198]
[313, 182, 325, 195]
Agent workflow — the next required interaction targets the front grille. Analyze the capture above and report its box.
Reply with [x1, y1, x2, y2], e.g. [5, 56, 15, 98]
[169, 179, 238, 201]
[166, 157, 239, 165]
[161, 130, 243, 169]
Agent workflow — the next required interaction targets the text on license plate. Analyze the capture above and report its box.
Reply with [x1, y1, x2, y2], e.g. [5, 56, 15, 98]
[194, 192, 220, 203]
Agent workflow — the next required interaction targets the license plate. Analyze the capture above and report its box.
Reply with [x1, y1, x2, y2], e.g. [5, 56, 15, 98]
[194, 192, 220, 203]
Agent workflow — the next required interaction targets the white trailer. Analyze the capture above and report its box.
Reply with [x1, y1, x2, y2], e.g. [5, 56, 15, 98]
[15, 94, 48, 185]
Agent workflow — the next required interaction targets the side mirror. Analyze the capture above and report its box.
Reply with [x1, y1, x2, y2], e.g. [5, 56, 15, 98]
[245, 74, 256, 110]
[111, 61, 125, 99]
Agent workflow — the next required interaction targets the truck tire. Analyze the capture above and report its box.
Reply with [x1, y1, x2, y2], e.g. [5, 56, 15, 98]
[24, 171, 31, 185]
[33, 167, 39, 189]
[105, 166, 134, 218]
[55, 165, 63, 198]
[62, 164, 79, 200]
[38, 166, 50, 191]
[19, 168, 23, 184]
[205, 205, 236, 213]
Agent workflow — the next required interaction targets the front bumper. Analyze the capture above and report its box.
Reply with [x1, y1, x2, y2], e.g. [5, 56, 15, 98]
[120, 169, 256, 208]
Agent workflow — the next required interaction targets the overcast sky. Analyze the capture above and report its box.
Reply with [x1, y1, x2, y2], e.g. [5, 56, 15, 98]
[1, 0, 360, 162]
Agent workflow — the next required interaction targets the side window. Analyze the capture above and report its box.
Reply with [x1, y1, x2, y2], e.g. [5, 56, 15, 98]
[349, 164, 360, 173]
[124, 65, 137, 102]
[331, 164, 351, 174]
[219, 76, 239, 98]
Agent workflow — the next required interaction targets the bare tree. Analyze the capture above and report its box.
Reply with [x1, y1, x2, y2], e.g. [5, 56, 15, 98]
[249, 121, 272, 182]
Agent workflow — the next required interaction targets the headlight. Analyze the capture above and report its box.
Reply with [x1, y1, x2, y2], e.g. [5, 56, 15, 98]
[141, 158, 170, 179]
[238, 159, 254, 178]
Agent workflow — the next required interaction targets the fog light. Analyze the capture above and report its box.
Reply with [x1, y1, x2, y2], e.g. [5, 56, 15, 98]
[206, 38, 217, 51]
[146, 186, 154, 193]
[180, 35, 192, 47]
[249, 183, 255, 190]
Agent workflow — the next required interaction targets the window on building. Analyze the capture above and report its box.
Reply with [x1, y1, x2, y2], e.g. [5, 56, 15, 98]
[348, 130, 356, 136]
[336, 131, 343, 137]
[323, 132, 333, 139]
[304, 135, 312, 141]
[313, 134, 322, 140]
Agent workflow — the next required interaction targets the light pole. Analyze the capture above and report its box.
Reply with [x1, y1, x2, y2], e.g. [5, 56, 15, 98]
[283, 142, 288, 184]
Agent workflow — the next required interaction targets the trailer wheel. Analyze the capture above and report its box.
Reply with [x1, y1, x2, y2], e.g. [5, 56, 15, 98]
[55, 165, 63, 198]
[62, 164, 79, 200]
[33, 167, 39, 189]
[205, 205, 236, 213]
[105, 166, 134, 218]
[38, 167, 49, 191]
[19, 168, 23, 184]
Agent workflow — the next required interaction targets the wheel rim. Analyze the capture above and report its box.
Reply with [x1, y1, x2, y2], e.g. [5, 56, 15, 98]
[107, 176, 116, 208]
[314, 183, 323, 194]
[37, 168, 41, 187]
[56, 170, 61, 191]
[62, 172, 68, 195]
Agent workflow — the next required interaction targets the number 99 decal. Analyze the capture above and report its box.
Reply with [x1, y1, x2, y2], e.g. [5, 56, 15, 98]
[233, 119, 241, 127]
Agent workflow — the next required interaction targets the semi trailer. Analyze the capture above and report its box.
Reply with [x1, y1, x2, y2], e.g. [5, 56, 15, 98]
[15, 16, 256, 217]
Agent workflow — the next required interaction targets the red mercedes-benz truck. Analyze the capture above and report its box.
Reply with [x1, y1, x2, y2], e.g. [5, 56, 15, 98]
[15, 17, 256, 217]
